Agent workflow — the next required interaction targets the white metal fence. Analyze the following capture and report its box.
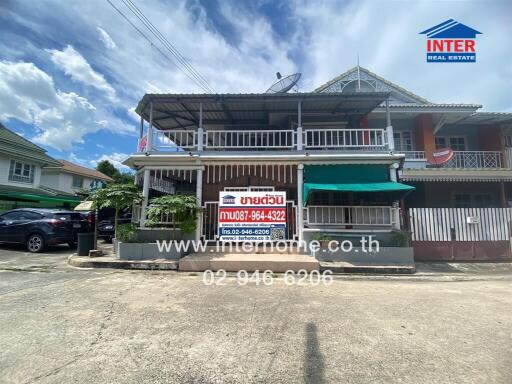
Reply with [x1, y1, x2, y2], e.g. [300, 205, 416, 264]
[303, 128, 387, 150]
[154, 130, 197, 151]
[304, 206, 393, 226]
[204, 130, 295, 149]
[441, 151, 502, 169]
[409, 208, 512, 241]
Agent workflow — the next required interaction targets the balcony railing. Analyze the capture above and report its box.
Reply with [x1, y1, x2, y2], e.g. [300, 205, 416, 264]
[304, 206, 393, 227]
[148, 128, 390, 152]
[441, 151, 502, 169]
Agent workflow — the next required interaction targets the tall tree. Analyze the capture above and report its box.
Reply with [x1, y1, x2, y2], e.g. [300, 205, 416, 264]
[96, 160, 120, 180]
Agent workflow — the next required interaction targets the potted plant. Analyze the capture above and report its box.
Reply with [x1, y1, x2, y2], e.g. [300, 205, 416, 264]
[391, 230, 411, 247]
[145, 194, 201, 237]
[312, 233, 332, 248]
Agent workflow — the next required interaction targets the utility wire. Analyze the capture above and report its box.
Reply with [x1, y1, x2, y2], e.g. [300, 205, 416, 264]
[122, 0, 215, 93]
[106, 0, 215, 93]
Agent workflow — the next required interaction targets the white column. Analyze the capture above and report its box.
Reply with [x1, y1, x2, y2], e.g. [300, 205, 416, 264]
[297, 101, 303, 150]
[147, 101, 154, 152]
[389, 164, 398, 182]
[195, 168, 203, 242]
[140, 168, 150, 228]
[197, 102, 204, 151]
[391, 202, 401, 230]
[297, 164, 304, 243]
[385, 99, 395, 151]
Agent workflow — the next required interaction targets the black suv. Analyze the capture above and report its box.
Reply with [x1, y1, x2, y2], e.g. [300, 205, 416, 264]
[0, 208, 87, 252]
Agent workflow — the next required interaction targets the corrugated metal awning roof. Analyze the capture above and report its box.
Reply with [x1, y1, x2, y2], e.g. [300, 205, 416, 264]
[455, 112, 512, 125]
[135, 92, 390, 130]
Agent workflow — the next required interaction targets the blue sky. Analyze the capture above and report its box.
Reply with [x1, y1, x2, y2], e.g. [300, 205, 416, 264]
[0, 0, 511, 171]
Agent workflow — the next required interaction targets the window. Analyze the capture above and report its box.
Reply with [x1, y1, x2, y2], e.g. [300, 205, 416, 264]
[72, 176, 84, 189]
[8, 160, 34, 183]
[435, 136, 466, 151]
[474, 194, 493, 208]
[393, 131, 412, 151]
[0, 211, 24, 220]
[311, 191, 330, 205]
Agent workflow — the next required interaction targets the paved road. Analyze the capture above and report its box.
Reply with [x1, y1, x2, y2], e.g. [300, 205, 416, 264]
[0, 246, 511, 383]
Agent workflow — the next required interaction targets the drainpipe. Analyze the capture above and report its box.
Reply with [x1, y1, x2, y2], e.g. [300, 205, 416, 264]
[147, 101, 154, 153]
[195, 168, 203, 242]
[140, 168, 150, 228]
[385, 99, 395, 151]
[197, 102, 204, 151]
[297, 164, 304, 243]
[297, 101, 303, 151]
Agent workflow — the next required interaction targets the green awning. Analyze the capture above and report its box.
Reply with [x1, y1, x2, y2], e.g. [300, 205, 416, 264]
[0, 191, 81, 204]
[303, 165, 415, 203]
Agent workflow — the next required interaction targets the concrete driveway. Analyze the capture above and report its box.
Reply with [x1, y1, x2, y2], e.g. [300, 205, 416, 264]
[0, 246, 511, 384]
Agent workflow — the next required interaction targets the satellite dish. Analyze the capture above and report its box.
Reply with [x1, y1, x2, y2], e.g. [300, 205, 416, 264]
[266, 72, 301, 93]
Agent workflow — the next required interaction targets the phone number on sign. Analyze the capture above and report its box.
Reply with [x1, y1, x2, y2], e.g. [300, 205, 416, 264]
[202, 269, 333, 286]
[218, 208, 286, 222]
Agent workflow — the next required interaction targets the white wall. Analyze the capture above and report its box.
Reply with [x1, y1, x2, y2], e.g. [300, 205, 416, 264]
[0, 153, 42, 189]
[40, 170, 98, 195]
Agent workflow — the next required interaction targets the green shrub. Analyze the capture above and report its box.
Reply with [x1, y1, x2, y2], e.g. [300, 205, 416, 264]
[391, 230, 410, 247]
[116, 223, 139, 243]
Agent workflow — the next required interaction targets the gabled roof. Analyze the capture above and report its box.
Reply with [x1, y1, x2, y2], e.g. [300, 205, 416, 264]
[0, 123, 61, 166]
[314, 66, 430, 104]
[420, 19, 482, 39]
[44, 160, 113, 182]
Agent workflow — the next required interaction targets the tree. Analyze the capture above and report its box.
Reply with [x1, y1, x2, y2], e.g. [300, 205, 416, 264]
[96, 160, 135, 184]
[96, 160, 120, 180]
[145, 195, 201, 236]
[89, 183, 142, 238]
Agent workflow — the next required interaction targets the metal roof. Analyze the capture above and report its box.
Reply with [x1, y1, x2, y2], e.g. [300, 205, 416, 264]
[455, 112, 512, 125]
[135, 92, 390, 130]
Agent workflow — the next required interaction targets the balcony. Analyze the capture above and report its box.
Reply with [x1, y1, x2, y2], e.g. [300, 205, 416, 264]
[403, 151, 505, 169]
[145, 128, 390, 152]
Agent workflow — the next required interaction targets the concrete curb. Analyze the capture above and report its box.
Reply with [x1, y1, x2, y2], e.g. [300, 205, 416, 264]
[68, 255, 178, 270]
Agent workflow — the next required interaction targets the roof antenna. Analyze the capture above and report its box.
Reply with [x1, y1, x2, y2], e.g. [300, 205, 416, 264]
[357, 53, 361, 92]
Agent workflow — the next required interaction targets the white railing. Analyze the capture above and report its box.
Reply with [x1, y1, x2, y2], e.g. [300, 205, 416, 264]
[204, 130, 295, 149]
[441, 151, 502, 169]
[402, 151, 426, 159]
[304, 206, 393, 226]
[154, 130, 197, 151]
[303, 128, 387, 150]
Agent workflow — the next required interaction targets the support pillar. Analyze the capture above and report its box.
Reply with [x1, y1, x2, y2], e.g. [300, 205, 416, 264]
[147, 101, 154, 152]
[197, 102, 204, 151]
[297, 101, 303, 150]
[297, 164, 304, 243]
[389, 163, 398, 182]
[385, 99, 395, 151]
[195, 168, 203, 242]
[140, 168, 150, 227]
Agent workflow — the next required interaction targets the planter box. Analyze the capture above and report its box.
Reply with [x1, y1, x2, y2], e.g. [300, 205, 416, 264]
[313, 246, 414, 264]
[117, 241, 185, 260]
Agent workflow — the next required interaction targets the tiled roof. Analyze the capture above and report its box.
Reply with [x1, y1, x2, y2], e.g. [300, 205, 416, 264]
[47, 160, 114, 182]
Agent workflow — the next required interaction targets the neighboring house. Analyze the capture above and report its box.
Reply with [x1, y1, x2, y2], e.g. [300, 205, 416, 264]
[123, 65, 512, 262]
[0, 123, 80, 211]
[40, 160, 113, 195]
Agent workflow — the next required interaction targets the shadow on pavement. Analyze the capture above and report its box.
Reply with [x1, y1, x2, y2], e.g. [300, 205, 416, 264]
[304, 322, 325, 384]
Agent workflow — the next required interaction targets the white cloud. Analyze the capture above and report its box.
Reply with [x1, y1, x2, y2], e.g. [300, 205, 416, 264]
[0, 60, 135, 150]
[97, 27, 117, 49]
[46, 45, 117, 101]
[90, 152, 131, 173]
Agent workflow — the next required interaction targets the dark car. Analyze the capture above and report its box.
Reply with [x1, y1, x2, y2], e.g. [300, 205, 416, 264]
[0, 208, 87, 252]
[98, 213, 132, 242]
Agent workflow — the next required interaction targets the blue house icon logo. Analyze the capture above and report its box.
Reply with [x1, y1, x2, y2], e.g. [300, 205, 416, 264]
[222, 195, 236, 204]
[420, 19, 482, 63]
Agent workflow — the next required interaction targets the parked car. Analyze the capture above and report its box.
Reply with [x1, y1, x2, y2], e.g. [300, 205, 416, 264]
[98, 213, 132, 242]
[0, 208, 87, 252]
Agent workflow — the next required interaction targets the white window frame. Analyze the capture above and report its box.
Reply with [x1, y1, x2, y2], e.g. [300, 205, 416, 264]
[435, 135, 467, 151]
[8, 160, 35, 184]
[72, 175, 84, 189]
[393, 131, 413, 152]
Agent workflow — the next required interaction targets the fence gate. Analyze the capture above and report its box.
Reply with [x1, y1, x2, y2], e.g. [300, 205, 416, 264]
[408, 208, 512, 261]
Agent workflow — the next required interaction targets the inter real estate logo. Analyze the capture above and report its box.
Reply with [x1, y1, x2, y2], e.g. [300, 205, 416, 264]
[420, 19, 482, 63]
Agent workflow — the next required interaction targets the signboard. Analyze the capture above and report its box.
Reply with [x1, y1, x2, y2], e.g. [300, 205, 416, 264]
[466, 216, 480, 224]
[430, 148, 454, 165]
[138, 135, 148, 152]
[218, 191, 287, 241]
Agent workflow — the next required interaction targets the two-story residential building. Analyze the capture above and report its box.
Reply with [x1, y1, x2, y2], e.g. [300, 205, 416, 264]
[316, 66, 512, 260]
[0, 123, 81, 211]
[40, 160, 113, 195]
[124, 66, 512, 262]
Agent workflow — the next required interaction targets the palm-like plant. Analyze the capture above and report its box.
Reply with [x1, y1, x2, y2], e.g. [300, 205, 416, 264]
[145, 194, 200, 235]
[90, 183, 143, 238]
